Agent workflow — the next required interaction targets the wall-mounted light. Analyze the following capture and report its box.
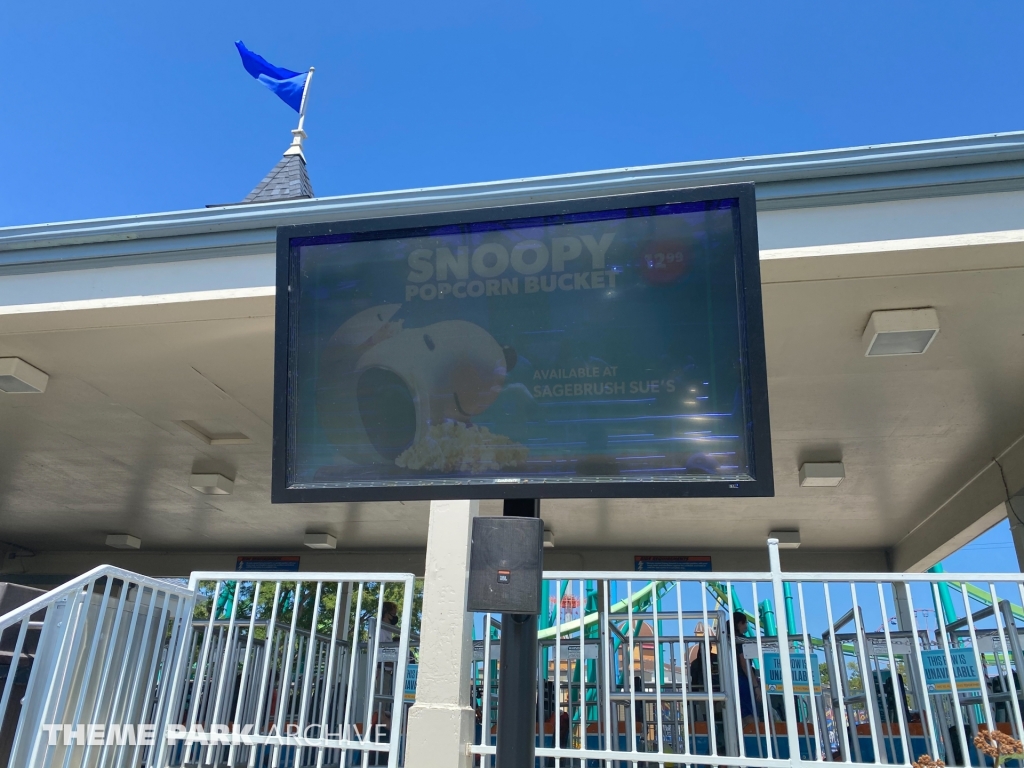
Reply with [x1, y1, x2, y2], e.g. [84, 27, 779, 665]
[544, 530, 555, 549]
[0, 358, 48, 393]
[863, 308, 939, 356]
[799, 462, 845, 487]
[189, 473, 234, 495]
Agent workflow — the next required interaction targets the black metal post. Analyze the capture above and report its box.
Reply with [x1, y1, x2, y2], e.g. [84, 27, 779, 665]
[496, 498, 541, 768]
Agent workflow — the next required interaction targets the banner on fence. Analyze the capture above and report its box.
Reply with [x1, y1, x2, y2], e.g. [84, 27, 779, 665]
[921, 649, 980, 692]
[762, 652, 822, 694]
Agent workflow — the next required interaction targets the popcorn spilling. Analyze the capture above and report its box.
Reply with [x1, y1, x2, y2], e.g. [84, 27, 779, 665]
[395, 421, 528, 473]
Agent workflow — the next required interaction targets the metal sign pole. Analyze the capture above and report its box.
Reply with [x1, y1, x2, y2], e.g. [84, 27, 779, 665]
[496, 498, 541, 768]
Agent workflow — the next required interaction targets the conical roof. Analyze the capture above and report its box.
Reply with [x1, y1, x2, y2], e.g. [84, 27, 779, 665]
[242, 153, 314, 204]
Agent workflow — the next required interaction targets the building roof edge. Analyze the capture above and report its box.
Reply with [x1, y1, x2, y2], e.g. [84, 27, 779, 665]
[3, 131, 1024, 258]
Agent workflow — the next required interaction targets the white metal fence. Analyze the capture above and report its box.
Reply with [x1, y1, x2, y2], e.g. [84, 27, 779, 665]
[471, 542, 1024, 768]
[4, 548, 1024, 768]
[0, 566, 193, 768]
[156, 572, 416, 768]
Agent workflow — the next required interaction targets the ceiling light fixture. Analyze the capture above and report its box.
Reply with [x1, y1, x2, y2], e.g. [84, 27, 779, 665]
[189, 473, 234, 495]
[106, 534, 141, 550]
[179, 421, 251, 445]
[862, 308, 939, 356]
[304, 533, 337, 550]
[799, 462, 845, 487]
[769, 530, 801, 549]
[0, 357, 49, 393]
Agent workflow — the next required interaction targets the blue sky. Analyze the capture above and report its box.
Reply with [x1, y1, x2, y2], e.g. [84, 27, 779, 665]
[1, 1, 1021, 571]
[2, 1, 1024, 228]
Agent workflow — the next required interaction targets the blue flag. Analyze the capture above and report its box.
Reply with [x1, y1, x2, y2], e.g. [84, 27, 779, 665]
[235, 41, 307, 113]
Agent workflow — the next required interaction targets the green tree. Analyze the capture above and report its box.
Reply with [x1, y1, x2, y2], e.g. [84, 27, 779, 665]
[192, 578, 424, 649]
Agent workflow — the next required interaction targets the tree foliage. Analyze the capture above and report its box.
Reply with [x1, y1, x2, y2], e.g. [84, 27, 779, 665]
[192, 578, 424, 651]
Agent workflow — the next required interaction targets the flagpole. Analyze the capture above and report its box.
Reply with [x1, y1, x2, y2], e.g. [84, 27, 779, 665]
[297, 67, 314, 132]
[285, 67, 314, 160]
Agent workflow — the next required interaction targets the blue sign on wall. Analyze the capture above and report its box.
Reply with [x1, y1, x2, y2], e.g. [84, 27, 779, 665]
[635, 556, 712, 572]
[235, 556, 301, 572]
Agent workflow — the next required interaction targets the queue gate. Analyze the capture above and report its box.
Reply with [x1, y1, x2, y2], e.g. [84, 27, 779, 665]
[824, 598, 1024, 768]
[824, 626, 931, 765]
[740, 639, 828, 762]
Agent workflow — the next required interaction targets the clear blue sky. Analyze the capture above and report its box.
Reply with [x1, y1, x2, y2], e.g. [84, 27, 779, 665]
[2, 1, 1024, 228]
[1, 1, 1021, 571]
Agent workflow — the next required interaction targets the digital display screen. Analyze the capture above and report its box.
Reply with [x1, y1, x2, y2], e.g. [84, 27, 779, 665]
[274, 186, 772, 502]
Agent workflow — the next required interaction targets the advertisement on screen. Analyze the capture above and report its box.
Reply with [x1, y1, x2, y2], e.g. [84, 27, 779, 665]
[273, 186, 771, 502]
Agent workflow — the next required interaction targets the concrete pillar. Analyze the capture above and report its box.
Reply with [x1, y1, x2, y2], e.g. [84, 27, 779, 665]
[1007, 496, 1024, 573]
[404, 499, 479, 768]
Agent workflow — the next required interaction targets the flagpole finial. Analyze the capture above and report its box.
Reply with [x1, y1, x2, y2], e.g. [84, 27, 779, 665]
[284, 128, 307, 161]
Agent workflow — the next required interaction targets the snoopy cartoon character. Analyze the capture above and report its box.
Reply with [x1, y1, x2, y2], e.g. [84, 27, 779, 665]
[315, 304, 517, 467]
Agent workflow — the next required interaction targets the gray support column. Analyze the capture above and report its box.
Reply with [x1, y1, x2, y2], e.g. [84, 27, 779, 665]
[404, 499, 479, 768]
[892, 582, 914, 631]
[1007, 496, 1024, 573]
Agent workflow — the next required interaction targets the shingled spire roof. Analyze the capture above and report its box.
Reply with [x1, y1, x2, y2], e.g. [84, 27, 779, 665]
[242, 152, 314, 203]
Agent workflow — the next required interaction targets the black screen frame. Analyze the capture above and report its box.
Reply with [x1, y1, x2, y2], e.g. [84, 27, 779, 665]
[272, 183, 773, 503]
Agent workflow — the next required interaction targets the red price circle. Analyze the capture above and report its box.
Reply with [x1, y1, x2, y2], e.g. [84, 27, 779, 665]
[637, 240, 690, 284]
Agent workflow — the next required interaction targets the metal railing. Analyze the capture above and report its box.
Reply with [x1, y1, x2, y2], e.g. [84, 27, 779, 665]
[0, 566, 193, 768]
[156, 572, 417, 768]
[471, 542, 1024, 768]
[4, 547, 1024, 768]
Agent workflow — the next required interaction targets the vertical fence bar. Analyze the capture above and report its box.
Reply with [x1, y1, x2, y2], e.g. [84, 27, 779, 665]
[297, 581, 325, 747]
[990, 589, 1024, 742]
[581, 578, 589, 759]
[798, 582, 824, 762]
[482, 612, 494, 756]
[823, 582, 853, 763]
[930, 582, 969, 766]
[675, 580, 690, 762]
[726, 582, 747, 760]
[626, 579, 639, 758]
[248, 581, 282, 768]
[652, 581, 664, 760]
[598, 581, 606, 768]
[852, 582, 886, 765]
[0, 619, 30, 738]
[339, 581, 364, 767]
[133, 589, 176, 768]
[206, 581, 241, 766]
[96, 581, 146, 768]
[60, 575, 115, 768]
[22, 583, 92, 768]
[387, 576, 415, 768]
[361, 584, 387, 768]
[272, 580, 303, 767]
[876, 582, 911, 765]
[554, 578, 563, 767]
[78, 579, 129, 768]
[317, 582, 345, 768]
[768, 539, 804, 766]
[156, 584, 199, 768]
[699, 580, 716, 759]
[147, 591, 188, 768]
[752, 580, 775, 760]
[900, 582, 940, 760]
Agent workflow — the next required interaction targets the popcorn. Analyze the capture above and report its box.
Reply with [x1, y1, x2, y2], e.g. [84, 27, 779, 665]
[395, 420, 528, 473]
